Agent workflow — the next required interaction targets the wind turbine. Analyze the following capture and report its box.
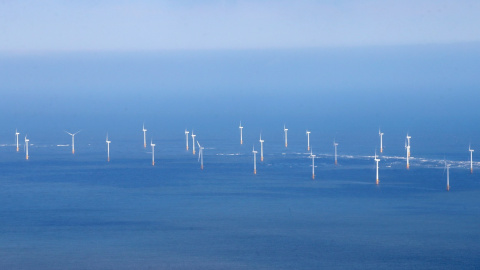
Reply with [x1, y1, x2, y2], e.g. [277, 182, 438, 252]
[185, 130, 190, 151]
[239, 121, 243, 145]
[151, 139, 155, 166]
[142, 124, 147, 148]
[252, 146, 258, 174]
[106, 133, 111, 162]
[334, 140, 339, 165]
[374, 151, 380, 185]
[284, 125, 288, 148]
[306, 130, 311, 151]
[310, 150, 316, 180]
[15, 129, 20, 152]
[444, 160, 450, 191]
[65, 130, 81, 154]
[379, 129, 384, 153]
[197, 141, 204, 170]
[191, 130, 196, 155]
[259, 134, 264, 162]
[24, 135, 29, 160]
[469, 145, 474, 174]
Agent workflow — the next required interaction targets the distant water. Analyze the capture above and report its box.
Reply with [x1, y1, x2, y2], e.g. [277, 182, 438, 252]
[1, 45, 480, 269]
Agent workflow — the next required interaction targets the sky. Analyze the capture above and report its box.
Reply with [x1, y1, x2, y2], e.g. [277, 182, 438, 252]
[1, 0, 480, 52]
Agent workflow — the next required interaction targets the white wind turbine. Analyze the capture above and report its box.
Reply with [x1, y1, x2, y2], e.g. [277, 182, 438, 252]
[106, 133, 111, 162]
[374, 151, 380, 185]
[334, 140, 339, 165]
[259, 134, 264, 162]
[469, 145, 474, 174]
[310, 150, 316, 180]
[197, 141, 204, 170]
[239, 121, 243, 145]
[284, 125, 288, 148]
[142, 124, 147, 148]
[151, 139, 155, 166]
[15, 129, 20, 152]
[65, 130, 81, 154]
[252, 146, 258, 174]
[191, 130, 196, 155]
[24, 135, 29, 160]
[306, 130, 311, 151]
[185, 130, 190, 151]
[379, 129, 384, 153]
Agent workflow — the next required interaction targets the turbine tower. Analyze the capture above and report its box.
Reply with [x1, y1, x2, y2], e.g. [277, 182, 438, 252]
[405, 135, 411, 170]
[406, 134, 411, 157]
[65, 130, 81, 154]
[259, 134, 264, 162]
[151, 139, 155, 166]
[445, 161, 450, 191]
[142, 124, 147, 148]
[310, 150, 316, 180]
[252, 146, 258, 174]
[469, 146, 474, 174]
[106, 133, 111, 162]
[284, 125, 288, 148]
[15, 129, 20, 152]
[374, 151, 380, 185]
[306, 130, 311, 151]
[191, 130, 196, 155]
[379, 129, 384, 153]
[25, 135, 29, 160]
[334, 140, 339, 165]
[197, 141, 204, 170]
[239, 121, 243, 145]
[185, 130, 190, 151]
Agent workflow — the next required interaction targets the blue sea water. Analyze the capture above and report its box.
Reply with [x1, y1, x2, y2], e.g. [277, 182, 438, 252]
[1, 45, 480, 269]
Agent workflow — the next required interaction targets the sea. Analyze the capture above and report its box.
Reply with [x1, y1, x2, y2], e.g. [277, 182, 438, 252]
[0, 44, 480, 269]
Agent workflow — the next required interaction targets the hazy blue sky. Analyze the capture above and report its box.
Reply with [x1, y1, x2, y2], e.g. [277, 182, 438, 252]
[1, 0, 479, 52]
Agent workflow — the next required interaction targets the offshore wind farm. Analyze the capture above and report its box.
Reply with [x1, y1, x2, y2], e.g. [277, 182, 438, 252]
[2, 48, 480, 270]
[1, 1, 480, 269]
[2, 102, 480, 269]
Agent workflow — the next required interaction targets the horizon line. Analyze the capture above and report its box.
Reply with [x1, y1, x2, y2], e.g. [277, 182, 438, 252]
[1, 41, 479, 56]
